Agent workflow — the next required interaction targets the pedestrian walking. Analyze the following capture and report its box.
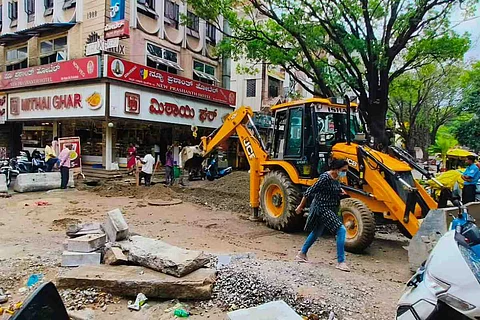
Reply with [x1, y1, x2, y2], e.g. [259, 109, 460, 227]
[461, 155, 480, 204]
[165, 146, 174, 186]
[127, 143, 137, 175]
[44, 140, 58, 172]
[58, 144, 72, 189]
[139, 149, 155, 186]
[295, 159, 350, 272]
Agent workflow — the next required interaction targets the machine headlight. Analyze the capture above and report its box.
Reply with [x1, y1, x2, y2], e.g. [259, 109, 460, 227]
[424, 269, 450, 295]
[438, 293, 475, 311]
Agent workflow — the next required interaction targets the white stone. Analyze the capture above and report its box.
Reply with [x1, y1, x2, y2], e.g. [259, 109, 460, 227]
[227, 301, 302, 320]
[61, 251, 101, 267]
[104, 209, 129, 242]
[13, 172, 74, 193]
[0, 175, 7, 193]
[67, 234, 107, 253]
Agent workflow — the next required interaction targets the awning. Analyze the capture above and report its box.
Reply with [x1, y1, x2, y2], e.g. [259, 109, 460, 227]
[193, 69, 220, 82]
[0, 23, 75, 45]
[147, 55, 183, 71]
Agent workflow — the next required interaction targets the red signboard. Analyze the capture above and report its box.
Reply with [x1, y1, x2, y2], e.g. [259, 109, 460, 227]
[104, 20, 130, 39]
[0, 57, 100, 90]
[105, 56, 236, 106]
[59, 137, 82, 170]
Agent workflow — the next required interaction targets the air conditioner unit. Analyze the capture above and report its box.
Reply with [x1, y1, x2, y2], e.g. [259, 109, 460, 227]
[56, 50, 66, 62]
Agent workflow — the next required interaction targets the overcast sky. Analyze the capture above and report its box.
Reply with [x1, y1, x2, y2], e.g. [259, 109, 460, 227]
[452, 6, 480, 61]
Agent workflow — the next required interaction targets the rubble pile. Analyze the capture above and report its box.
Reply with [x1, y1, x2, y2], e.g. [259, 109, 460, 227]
[59, 288, 117, 311]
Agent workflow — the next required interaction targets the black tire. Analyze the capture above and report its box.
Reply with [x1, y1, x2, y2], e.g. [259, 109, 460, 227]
[340, 198, 375, 253]
[260, 170, 303, 231]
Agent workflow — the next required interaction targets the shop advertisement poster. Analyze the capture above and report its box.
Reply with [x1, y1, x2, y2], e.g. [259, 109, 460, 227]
[0, 57, 100, 90]
[7, 84, 106, 120]
[59, 137, 82, 175]
[0, 94, 6, 124]
[105, 55, 236, 106]
[109, 84, 233, 129]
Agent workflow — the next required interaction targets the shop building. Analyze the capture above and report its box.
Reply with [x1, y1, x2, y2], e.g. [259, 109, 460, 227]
[0, 0, 236, 169]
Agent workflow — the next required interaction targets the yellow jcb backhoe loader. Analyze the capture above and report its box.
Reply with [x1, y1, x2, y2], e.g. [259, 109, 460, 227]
[187, 97, 440, 253]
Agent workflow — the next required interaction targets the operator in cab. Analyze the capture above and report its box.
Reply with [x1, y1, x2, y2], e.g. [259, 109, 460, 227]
[461, 155, 480, 204]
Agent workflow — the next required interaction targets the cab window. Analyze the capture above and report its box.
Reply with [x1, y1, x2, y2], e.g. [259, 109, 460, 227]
[285, 107, 303, 157]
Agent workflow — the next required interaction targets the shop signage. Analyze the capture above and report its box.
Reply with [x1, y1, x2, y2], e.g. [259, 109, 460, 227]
[0, 57, 100, 91]
[125, 92, 140, 114]
[104, 20, 130, 39]
[105, 56, 236, 106]
[85, 37, 121, 56]
[110, 0, 125, 21]
[0, 95, 6, 124]
[110, 84, 233, 129]
[59, 137, 82, 175]
[7, 84, 106, 120]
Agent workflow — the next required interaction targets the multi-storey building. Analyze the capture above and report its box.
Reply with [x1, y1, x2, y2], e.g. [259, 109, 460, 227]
[0, 0, 236, 169]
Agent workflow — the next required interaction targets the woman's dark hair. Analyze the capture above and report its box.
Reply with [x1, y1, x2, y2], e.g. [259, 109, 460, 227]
[330, 159, 348, 170]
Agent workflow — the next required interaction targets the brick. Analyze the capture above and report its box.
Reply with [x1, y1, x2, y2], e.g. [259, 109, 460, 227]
[104, 247, 127, 265]
[67, 234, 106, 253]
[104, 209, 129, 242]
[61, 251, 101, 267]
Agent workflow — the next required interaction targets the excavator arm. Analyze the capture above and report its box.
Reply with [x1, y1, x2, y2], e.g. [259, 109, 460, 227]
[199, 106, 269, 217]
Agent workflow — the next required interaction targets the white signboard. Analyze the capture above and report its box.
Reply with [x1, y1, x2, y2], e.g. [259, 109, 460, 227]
[85, 38, 120, 56]
[7, 84, 106, 120]
[313, 103, 354, 114]
[109, 84, 233, 128]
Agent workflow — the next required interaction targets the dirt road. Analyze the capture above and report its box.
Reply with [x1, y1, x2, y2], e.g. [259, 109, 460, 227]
[0, 172, 410, 319]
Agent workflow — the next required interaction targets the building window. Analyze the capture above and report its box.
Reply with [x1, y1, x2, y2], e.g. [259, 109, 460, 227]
[0, 6, 3, 32]
[137, 0, 157, 18]
[40, 36, 67, 65]
[268, 76, 281, 98]
[193, 61, 218, 85]
[164, 0, 179, 29]
[25, 0, 34, 22]
[63, 0, 76, 10]
[44, 0, 53, 16]
[206, 22, 217, 45]
[146, 43, 183, 74]
[8, 1, 18, 22]
[6, 47, 27, 71]
[186, 11, 199, 37]
[246, 79, 256, 97]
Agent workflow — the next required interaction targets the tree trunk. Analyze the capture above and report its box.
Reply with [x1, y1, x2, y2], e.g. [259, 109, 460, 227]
[409, 124, 431, 160]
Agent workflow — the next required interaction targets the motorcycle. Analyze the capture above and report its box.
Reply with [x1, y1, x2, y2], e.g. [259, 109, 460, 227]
[0, 158, 19, 187]
[205, 155, 232, 181]
[16, 150, 46, 173]
[396, 205, 480, 320]
[31, 149, 46, 173]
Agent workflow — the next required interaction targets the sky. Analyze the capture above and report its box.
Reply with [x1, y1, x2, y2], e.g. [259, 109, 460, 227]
[452, 5, 480, 61]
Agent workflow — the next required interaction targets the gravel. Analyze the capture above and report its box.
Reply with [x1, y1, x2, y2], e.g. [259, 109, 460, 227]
[59, 288, 118, 311]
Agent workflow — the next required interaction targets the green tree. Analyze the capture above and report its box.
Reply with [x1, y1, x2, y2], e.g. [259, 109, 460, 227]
[190, 0, 474, 147]
[388, 63, 463, 156]
[428, 128, 459, 167]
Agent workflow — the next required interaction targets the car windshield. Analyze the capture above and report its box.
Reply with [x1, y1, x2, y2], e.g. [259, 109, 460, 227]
[316, 112, 363, 145]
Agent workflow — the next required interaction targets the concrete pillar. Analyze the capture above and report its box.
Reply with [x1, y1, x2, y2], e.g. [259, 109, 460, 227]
[105, 124, 113, 170]
[53, 121, 58, 138]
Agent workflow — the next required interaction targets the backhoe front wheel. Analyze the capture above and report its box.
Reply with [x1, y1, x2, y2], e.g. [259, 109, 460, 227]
[260, 171, 303, 231]
[340, 198, 375, 253]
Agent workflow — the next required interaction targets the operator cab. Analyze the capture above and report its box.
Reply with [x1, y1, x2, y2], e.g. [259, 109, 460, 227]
[270, 97, 364, 178]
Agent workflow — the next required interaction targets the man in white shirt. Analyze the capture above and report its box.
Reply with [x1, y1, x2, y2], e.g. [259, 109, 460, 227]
[139, 149, 155, 186]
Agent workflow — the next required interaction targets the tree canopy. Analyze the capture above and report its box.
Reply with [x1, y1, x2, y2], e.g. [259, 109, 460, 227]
[190, 0, 475, 147]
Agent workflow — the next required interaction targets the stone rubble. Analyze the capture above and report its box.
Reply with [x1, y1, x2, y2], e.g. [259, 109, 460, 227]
[59, 288, 118, 311]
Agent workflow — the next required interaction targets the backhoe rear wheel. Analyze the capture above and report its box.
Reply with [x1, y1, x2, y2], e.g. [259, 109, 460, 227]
[260, 170, 303, 231]
[340, 198, 375, 253]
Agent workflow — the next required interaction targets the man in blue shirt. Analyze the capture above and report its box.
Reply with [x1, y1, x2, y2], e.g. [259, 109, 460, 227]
[461, 155, 480, 204]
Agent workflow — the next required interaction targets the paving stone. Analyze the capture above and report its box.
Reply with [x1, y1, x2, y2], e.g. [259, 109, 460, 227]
[67, 222, 104, 238]
[104, 247, 128, 265]
[61, 251, 101, 267]
[56, 265, 216, 300]
[104, 209, 129, 242]
[67, 234, 106, 253]
[227, 300, 302, 320]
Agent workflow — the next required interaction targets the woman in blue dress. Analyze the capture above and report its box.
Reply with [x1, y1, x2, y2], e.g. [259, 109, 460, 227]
[295, 159, 350, 272]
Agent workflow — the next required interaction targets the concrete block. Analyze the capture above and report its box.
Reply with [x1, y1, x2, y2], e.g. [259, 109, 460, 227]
[466, 202, 480, 222]
[57, 265, 216, 300]
[118, 235, 210, 277]
[61, 251, 101, 267]
[104, 209, 129, 242]
[408, 209, 448, 272]
[0, 175, 7, 193]
[67, 234, 106, 253]
[227, 301, 302, 320]
[67, 222, 104, 238]
[13, 172, 74, 193]
[104, 247, 128, 265]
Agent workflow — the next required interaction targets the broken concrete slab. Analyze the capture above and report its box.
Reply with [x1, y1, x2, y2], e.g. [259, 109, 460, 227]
[216, 253, 256, 270]
[227, 300, 302, 320]
[67, 222, 104, 238]
[118, 235, 210, 277]
[13, 172, 74, 193]
[104, 247, 128, 265]
[408, 209, 448, 272]
[61, 251, 101, 267]
[104, 209, 129, 242]
[56, 265, 216, 300]
[67, 234, 106, 253]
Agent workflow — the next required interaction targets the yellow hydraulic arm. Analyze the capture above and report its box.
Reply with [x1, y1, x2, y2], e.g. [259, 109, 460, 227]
[200, 106, 269, 217]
